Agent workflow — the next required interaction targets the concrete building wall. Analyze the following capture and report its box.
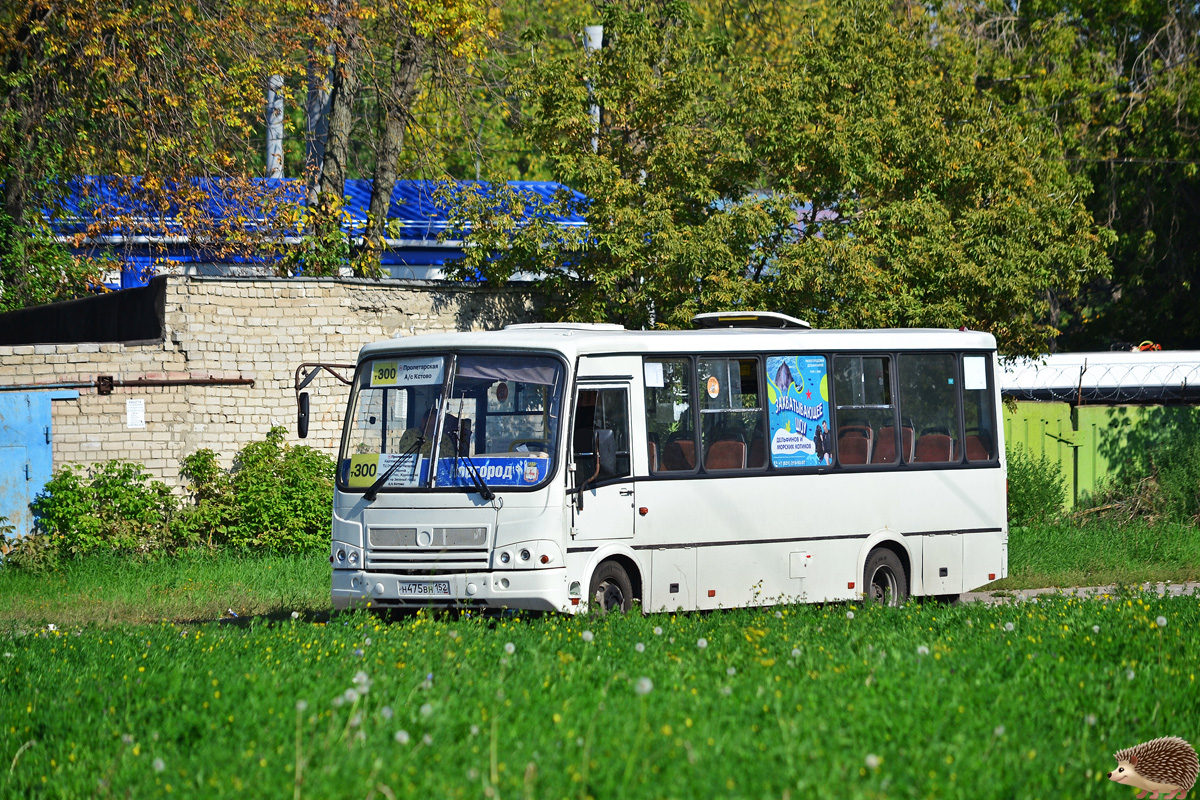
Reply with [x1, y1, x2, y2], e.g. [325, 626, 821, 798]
[0, 276, 536, 489]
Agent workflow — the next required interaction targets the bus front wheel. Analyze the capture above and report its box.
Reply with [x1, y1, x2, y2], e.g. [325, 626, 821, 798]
[589, 562, 634, 614]
[863, 548, 908, 606]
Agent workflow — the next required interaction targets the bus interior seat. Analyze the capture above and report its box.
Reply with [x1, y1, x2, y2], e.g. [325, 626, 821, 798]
[914, 433, 954, 462]
[965, 430, 992, 461]
[837, 425, 873, 465]
[647, 438, 659, 472]
[662, 431, 696, 470]
[705, 439, 747, 470]
[872, 425, 914, 464]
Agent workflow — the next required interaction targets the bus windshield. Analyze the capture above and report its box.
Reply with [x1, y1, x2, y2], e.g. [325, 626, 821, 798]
[338, 353, 565, 492]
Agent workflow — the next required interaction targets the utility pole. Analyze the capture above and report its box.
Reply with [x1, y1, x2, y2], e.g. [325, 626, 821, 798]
[266, 75, 285, 179]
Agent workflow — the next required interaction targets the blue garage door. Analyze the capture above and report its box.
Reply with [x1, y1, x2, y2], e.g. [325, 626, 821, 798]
[0, 393, 53, 540]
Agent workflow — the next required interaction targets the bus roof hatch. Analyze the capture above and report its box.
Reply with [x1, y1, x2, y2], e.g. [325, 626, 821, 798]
[691, 311, 811, 330]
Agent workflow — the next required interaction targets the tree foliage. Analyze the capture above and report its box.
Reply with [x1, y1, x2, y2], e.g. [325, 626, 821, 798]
[446, 0, 1112, 356]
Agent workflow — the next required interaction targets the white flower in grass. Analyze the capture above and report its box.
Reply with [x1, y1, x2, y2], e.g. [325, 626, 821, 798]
[1127, 670, 1136, 681]
[343, 688, 359, 704]
[295, 700, 308, 712]
[581, 630, 594, 643]
[1156, 616, 1167, 628]
[721, 686, 732, 696]
[504, 642, 515, 655]
[917, 645, 930, 657]
[1086, 714, 1097, 726]
[1004, 622, 1014, 632]
[470, 725, 480, 736]
[381, 706, 393, 720]
[353, 671, 371, 690]
[290, 611, 300, 620]
[1093, 625, 1100, 634]
[394, 730, 410, 744]
[332, 695, 345, 708]
[152, 757, 165, 773]
[420, 703, 433, 717]
[775, 611, 783, 619]
[3, 652, 12, 658]
[696, 638, 708, 649]
[791, 648, 801, 659]
[349, 713, 362, 729]
[635, 677, 654, 695]
[364, 637, 372, 646]
[994, 725, 1005, 737]
[966, 619, 973, 627]
[122, 734, 134, 745]
[635, 642, 645, 653]
[726, 667, 736, 676]
[423, 734, 433, 746]
[653, 626, 663, 636]
[865, 754, 881, 770]
[846, 611, 855, 620]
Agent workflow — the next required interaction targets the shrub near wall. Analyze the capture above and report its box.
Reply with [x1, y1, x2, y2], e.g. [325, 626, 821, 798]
[175, 427, 334, 552]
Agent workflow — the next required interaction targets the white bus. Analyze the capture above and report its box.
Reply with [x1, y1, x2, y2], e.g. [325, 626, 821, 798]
[306, 312, 1007, 614]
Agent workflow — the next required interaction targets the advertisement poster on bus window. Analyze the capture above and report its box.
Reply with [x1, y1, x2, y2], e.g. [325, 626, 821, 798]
[765, 355, 831, 468]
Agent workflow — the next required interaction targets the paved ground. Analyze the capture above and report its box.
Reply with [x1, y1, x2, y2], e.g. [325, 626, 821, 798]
[961, 581, 1200, 605]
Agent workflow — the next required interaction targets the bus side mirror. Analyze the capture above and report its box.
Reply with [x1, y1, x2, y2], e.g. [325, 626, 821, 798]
[298, 392, 310, 439]
[595, 429, 617, 479]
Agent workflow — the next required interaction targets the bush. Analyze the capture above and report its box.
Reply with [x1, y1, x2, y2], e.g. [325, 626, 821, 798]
[174, 427, 334, 552]
[1080, 437, 1200, 524]
[1007, 449, 1067, 525]
[30, 461, 184, 556]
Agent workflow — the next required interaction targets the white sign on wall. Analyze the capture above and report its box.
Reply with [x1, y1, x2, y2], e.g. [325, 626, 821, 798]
[126, 398, 146, 429]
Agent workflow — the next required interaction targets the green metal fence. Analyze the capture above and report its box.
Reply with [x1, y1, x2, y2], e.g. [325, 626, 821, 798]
[1003, 401, 1200, 508]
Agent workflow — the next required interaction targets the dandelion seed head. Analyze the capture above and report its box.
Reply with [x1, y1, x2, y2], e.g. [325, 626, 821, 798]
[423, 734, 433, 746]
[420, 703, 433, 717]
[791, 648, 801, 658]
[696, 638, 708, 649]
[576, 737, 585, 747]
[1086, 714, 1097, 726]
[721, 686, 732, 696]
[121, 734, 133, 745]
[582, 630, 594, 643]
[865, 754, 881, 770]
[467, 768, 479, 781]
[332, 695, 345, 708]
[846, 611, 855, 620]
[343, 688, 359, 704]
[1156, 616, 1167, 628]
[726, 667, 736, 676]
[152, 757, 165, 773]
[381, 706, 393, 720]
[295, 700, 308, 712]
[1004, 622, 1014, 631]
[1127, 669, 1136, 681]
[635, 642, 645, 653]
[353, 671, 370, 687]
[966, 619, 973, 627]
[635, 677, 654, 695]
[917, 645, 930, 656]
[1093, 625, 1100, 633]
[448, 630, 458, 639]
[470, 725, 480, 736]
[775, 611, 783, 618]
[290, 611, 300, 619]
[504, 642, 515, 655]
[394, 730, 410, 744]
[349, 713, 362, 728]
[994, 725, 1005, 737]
[653, 626, 663, 636]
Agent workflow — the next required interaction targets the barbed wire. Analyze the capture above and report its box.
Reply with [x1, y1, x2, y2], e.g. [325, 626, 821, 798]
[1000, 358, 1200, 404]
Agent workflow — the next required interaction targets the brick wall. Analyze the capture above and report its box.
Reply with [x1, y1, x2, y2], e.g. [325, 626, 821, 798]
[0, 276, 536, 488]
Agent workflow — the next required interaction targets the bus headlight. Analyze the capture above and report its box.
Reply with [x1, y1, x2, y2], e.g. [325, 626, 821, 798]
[499, 551, 511, 564]
[348, 551, 359, 567]
[519, 549, 531, 562]
[336, 549, 346, 564]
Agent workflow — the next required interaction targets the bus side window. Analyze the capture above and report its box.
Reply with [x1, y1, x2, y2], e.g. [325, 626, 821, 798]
[833, 355, 898, 467]
[898, 353, 962, 464]
[697, 357, 764, 471]
[962, 354, 996, 461]
[644, 359, 696, 472]
[573, 388, 631, 480]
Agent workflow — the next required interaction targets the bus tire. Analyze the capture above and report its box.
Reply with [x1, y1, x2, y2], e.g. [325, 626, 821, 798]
[863, 548, 908, 606]
[589, 561, 634, 614]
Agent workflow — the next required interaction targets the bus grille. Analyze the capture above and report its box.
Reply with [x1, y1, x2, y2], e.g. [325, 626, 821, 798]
[366, 526, 489, 571]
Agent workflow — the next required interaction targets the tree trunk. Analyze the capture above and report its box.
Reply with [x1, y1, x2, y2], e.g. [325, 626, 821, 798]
[360, 26, 428, 275]
[315, 6, 363, 253]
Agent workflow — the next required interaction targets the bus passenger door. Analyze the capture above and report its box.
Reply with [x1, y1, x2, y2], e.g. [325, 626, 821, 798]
[570, 384, 634, 541]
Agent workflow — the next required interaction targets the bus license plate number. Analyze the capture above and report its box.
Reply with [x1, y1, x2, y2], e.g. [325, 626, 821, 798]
[397, 581, 451, 596]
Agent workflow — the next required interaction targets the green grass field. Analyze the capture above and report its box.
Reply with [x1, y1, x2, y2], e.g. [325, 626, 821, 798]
[3, 521, 1200, 797]
[3, 593, 1198, 798]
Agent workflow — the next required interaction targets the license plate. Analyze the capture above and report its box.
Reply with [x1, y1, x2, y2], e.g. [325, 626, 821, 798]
[397, 581, 451, 596]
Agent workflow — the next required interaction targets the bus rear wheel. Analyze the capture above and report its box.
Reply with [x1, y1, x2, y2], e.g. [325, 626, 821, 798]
[589, 562, 634, 614]
[863, 548, 908, 606]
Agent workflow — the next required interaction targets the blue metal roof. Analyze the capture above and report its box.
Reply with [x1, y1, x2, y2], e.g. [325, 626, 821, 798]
[51, 177, 587, 288]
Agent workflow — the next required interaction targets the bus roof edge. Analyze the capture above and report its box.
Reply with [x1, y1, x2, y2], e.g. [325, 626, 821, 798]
[691, 311, 812, 330]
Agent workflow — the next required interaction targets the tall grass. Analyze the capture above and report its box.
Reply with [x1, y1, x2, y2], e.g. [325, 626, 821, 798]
[0, 549, 329, 626]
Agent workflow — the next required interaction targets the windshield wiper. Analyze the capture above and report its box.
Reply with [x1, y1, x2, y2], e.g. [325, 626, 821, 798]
[363, 437, 423, 502]
[448, 427, 494, 501]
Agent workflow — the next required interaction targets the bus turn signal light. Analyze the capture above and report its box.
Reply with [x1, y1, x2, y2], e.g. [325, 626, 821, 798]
[639, 507, 648, 516]
[540, 555, 550, 564]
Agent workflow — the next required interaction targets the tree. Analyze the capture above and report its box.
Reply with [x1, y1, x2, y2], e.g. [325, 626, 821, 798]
[446, 0, 1112, 356]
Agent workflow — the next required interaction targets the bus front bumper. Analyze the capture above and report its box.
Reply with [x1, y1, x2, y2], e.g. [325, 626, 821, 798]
[332, 567, 573, 613]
